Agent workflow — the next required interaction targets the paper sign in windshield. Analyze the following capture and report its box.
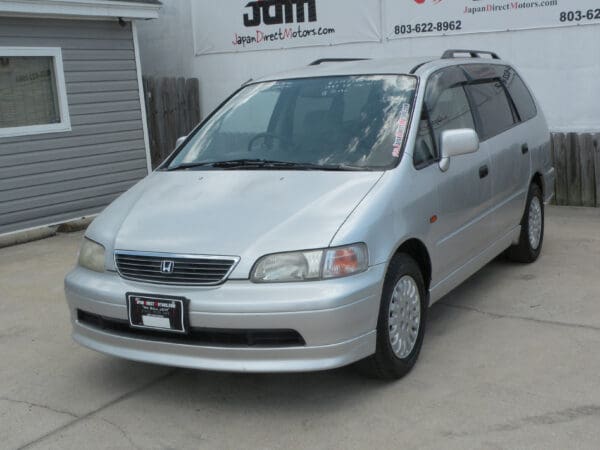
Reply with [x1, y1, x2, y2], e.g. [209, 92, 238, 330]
[393, 103, 411, 158]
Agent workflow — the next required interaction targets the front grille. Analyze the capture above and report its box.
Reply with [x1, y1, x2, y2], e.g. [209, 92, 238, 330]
[77, 310, 306, 348]
[114, 251, 239, 286]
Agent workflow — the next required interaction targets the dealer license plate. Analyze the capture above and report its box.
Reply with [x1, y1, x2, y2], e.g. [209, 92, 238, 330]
[127, 294, 188, 334]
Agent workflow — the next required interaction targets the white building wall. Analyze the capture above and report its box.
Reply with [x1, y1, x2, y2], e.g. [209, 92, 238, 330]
[138, 0, 600, 132]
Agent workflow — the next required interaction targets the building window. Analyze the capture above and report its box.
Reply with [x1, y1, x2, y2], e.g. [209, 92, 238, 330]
[0, 47, 70, 138]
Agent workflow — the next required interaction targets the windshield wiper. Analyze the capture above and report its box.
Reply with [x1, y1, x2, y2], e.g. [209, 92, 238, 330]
[166, 161, 219, 171]
[213, 159, 294, 169]
[167, 159, 282, 171]
[167, 159, 368, 171]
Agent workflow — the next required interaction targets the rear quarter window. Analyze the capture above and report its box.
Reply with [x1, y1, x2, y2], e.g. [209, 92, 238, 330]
[502, 67, 537, 122]
[461, 63, 537, 123]
[466, 81, 516, 141]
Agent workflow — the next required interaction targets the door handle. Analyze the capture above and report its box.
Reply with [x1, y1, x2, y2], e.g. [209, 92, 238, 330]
[522, 144, 529, 154]
[479, 165, 489, 179]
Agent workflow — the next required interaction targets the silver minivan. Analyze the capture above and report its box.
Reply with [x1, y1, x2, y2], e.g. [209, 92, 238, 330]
[65, 50, 555, 379]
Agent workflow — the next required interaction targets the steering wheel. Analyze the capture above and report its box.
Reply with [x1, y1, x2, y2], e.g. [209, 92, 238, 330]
[248, 132, 293, 153]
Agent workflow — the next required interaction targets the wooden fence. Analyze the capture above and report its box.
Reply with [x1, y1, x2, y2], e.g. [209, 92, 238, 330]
[143, 76, 201, 168]
[551, 132, 600, 207]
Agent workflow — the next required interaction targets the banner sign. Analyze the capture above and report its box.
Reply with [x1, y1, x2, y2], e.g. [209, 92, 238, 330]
[192, 0, 381, 55]
[384, 0, 600, 40]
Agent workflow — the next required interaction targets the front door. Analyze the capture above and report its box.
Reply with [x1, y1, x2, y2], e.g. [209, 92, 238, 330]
[414, 66, 495, 284]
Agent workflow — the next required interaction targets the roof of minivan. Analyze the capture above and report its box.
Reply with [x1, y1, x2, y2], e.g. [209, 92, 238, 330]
[254, 56, 509, 82]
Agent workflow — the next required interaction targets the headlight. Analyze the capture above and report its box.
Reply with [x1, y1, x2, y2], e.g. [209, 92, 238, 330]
[78, 238, 106, 273]
[251, 244, 368, 283]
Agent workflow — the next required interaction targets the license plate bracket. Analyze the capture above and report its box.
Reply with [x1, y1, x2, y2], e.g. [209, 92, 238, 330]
[127, 293, 189, 334]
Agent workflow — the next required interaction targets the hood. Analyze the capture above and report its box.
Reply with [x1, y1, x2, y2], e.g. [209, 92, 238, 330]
[88, 170, 383, 277]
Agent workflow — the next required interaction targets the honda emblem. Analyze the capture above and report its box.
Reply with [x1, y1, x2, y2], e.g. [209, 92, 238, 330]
[160, 260, 175, 274]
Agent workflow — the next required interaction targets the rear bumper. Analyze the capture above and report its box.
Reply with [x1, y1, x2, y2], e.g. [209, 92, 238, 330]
[64, 265, 385, 372]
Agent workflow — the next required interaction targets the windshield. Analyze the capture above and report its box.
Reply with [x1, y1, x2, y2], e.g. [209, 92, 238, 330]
[166, 75, 417, 171]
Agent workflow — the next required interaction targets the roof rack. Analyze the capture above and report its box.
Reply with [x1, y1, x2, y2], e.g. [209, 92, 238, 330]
[441, 50, 501, 60]
[309, 58, 369, 66]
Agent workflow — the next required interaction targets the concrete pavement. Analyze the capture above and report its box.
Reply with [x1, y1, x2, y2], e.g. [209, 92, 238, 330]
[1, 206, 599, 449]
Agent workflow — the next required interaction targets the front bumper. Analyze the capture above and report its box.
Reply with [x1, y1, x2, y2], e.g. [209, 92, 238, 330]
[64, 265, 385, 372]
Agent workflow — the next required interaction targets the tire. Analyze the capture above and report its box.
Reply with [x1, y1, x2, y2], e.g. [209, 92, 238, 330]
[506, 182, 544, 263]
[357, 253, 428, 380]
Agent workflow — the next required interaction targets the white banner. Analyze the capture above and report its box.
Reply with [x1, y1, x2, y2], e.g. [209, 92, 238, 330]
[384, 0, 600, 40]
[192, 0, 381, 55]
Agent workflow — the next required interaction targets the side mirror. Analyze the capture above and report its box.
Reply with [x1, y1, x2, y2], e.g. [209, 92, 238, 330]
[439, 129, 479, 172]
[175, 136, 187, 149]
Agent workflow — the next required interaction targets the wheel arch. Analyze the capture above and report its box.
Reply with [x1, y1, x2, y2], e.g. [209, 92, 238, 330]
[391, 238, 432, 293]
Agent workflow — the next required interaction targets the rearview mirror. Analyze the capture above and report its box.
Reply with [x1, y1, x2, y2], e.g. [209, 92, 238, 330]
[175, 136, 187, 149]
[439, 129, 479, 172]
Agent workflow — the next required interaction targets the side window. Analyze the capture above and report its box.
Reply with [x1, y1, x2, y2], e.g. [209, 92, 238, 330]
[428, 85, 475, 149]
[415, 67, 475, 168]
[502, 67, 537, 122]
[414, 111, 436, 168]
[466, 81, 515, 141]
